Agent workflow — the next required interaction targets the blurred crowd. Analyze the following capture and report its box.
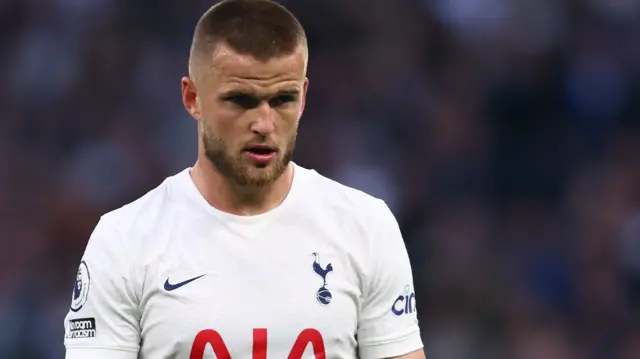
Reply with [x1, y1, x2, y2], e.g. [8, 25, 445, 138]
[2, 0, 640, 358]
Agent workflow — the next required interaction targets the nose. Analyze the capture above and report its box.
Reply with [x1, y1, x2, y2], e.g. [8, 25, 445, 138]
[250, 101, 275, 135]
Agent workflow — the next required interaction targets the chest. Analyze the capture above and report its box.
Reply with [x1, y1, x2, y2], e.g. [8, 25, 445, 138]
[138, 223, 363, 358]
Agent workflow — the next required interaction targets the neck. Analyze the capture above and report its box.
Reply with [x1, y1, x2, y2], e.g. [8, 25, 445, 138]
[190, 159, 294, 216]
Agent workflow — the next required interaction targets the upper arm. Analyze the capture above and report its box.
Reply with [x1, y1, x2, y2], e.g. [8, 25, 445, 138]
[386, 348, 427, 359]
[63, 217, 141, 359]
[356, 200, 424, 359]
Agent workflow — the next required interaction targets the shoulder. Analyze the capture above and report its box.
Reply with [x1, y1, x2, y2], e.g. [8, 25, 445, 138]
[101, 170, 186, 233]
[293, 164, 399, 262]
[296, 164, 394, 223]
[86, 169, 190, 261]
[294, 165, 405, 290]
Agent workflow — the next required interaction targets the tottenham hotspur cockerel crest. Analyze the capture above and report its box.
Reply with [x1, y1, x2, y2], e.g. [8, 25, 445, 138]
[312, 253, 333, 305]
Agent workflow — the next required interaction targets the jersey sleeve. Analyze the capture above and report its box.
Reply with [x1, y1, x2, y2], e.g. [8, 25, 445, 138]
[357, 201, 424, 359]
[63, 216, 141, 359]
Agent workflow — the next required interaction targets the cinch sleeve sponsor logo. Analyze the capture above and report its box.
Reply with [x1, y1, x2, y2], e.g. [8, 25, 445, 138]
[391, 285, 416, 316]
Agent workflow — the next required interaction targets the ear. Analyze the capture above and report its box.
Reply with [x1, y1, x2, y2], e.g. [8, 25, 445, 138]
[299, 77, 309, 116]
[181, 77, 201, 121]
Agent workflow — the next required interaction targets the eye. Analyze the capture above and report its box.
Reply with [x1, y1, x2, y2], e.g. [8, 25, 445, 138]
[223, 94, 260, 109]
[269, 95, 297, 108]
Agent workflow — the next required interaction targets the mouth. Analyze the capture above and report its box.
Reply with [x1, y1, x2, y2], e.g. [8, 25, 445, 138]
[245, 145, 276, 155]
[244, 145, 277, 164]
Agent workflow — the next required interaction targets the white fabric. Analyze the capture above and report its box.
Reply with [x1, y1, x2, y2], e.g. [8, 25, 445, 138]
[63, 163, 422, 359]
[65, 348, 138, 359]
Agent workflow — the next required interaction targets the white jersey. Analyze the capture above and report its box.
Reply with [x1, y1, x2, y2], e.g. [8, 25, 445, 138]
[63, 163, 423, 359]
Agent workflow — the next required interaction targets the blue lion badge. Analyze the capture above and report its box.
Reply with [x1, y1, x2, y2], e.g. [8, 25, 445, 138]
[70, 261, 91, 312]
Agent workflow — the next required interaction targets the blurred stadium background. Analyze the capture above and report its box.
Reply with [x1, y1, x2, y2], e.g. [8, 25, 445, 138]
[2, 0, 640, 358]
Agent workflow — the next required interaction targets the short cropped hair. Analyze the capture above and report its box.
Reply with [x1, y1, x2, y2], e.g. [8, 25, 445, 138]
[189, 0, 307, 67]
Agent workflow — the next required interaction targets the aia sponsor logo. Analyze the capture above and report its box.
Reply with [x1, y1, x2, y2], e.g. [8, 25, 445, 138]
[190, 328, 326, 359]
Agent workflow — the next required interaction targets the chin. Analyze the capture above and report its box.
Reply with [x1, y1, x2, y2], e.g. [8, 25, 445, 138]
[230, 163, 282, 187]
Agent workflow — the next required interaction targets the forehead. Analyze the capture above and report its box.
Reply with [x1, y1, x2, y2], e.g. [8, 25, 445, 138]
[205, 45, 307, 90]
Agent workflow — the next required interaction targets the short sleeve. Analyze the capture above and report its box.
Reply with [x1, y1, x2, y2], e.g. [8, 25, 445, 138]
[63, 216, 140, 359]
[357, 201, 424, 359]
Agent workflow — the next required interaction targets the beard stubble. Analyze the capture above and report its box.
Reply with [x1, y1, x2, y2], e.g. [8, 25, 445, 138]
[201, 122, 296, 187]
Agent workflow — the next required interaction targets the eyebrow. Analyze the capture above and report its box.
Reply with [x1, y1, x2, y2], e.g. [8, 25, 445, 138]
[219, 89, 300, 99]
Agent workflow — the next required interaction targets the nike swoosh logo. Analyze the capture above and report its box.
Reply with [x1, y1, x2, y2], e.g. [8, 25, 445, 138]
[164, 274, 206, 291]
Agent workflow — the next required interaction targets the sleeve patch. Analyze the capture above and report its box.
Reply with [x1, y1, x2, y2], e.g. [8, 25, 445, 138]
[391, 285, 417, 316]
[70, 260, 91, 312]
[66, 318, 97, 339]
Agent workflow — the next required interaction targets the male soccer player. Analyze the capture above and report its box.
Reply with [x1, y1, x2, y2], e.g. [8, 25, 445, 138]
[62, 0, 425, 358]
